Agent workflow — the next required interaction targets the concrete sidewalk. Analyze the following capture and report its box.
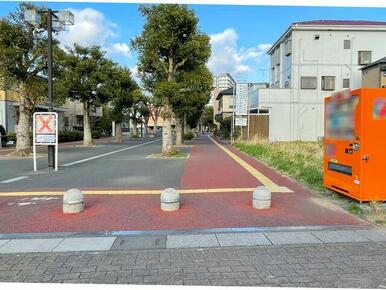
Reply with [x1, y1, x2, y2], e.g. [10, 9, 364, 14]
[0, 227, 385, 254]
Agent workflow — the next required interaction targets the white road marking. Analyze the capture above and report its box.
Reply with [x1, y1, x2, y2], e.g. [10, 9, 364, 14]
[0, 176, 28, 184]
[62, 138, 161, 167]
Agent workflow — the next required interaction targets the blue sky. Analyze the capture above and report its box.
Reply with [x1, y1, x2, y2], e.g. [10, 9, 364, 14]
[1, 1, 386, 82]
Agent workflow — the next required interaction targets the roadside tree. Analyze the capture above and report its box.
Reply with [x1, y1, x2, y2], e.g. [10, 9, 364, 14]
[108, 66, 138, 142]
[132, 4, 211, 154]
[61, 44, 115, 146]
[0, 3, 64, 156]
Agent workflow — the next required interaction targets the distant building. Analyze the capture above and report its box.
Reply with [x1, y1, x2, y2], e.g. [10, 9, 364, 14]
[210, 73, 236, 127]
[251, 20, 386, 141]
[0, 87, 67, 133]
[361, 57, 386, 88]
[215, 87, 235, 121]
[62, 100, 103, 131]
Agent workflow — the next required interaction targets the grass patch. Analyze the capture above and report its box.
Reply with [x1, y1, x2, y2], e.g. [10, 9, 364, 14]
[233, 138, 386, 225]
[234, 139, 324, 192]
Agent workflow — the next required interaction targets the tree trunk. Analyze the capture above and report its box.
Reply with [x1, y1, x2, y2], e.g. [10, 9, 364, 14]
[14, 83, 32, 156]
[153, 116, 158, 134]
[131, 121, 138, 136]
[144, 118, 149, 137]
[115, 122, 122, 142]
[83, 101, 93, 146]
[175, 114, 183, 146]
[162, 104, 174, 155]
[182, 113, 185, 143]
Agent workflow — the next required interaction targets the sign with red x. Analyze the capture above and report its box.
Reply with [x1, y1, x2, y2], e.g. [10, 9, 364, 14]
[33, 112, 58, 145]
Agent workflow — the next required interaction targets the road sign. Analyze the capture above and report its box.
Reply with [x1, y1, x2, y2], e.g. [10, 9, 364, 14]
[34, 112, 57, 144]
[33, 112, 58, 171]
[235, 117, 248, 127]
[235, 83, 249, 116]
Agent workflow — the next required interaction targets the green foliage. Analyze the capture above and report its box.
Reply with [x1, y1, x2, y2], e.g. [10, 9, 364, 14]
[215, 117, 232, 139]
[184, 131, 195, 140]
[200, 106, 214, 128]
[91, 129, 102, 139]
[61, 44, 116, 108]
[58, 130, 83, 142]
[347, 203, 364, 215]
[109, 66, 139, 123]
[132, 4, 212, 132]
[234, 140, 324, 192]
[0, 3, 66, 105]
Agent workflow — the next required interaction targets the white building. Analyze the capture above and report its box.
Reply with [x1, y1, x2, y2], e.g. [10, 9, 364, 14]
[252, 20, 386, 141]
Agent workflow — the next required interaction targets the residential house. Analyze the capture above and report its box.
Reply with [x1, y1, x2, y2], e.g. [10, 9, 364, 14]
[361, 57, 386, 87]
[251, 20, 386, 141]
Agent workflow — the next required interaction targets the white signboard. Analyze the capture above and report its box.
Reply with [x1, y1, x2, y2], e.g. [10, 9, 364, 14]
[235, 83, 249, 116]
[34, 112, 57, 145]
[33, 112, 58, 171]
[235, 117, 248, 127]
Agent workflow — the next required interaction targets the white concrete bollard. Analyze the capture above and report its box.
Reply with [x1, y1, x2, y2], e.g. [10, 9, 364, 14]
[63, 189, 84, 213]
[252, 186, 271, 209]
[160, 188, 179, 211]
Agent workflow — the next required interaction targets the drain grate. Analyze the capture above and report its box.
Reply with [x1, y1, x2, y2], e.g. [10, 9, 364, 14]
[111, 235, 167, 250]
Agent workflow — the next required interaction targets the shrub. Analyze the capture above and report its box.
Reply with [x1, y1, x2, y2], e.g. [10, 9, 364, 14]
[58, 130, 83, 142]
[184, 131, 195, 140]
[91, 130, 101, 139]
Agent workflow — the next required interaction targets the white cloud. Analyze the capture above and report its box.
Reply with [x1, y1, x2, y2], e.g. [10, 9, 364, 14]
[57, 8, 117, 48]
[108, 43, 131, 57]
[208, 28, 271, 78]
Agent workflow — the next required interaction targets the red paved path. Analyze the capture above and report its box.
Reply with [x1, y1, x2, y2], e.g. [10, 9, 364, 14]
[0, 135, 369, 233]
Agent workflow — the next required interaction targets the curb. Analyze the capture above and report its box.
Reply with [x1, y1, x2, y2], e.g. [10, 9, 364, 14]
[0, 227, 385, 254]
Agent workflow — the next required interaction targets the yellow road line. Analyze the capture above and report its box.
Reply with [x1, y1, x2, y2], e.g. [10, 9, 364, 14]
[0, 186, 292, 197]
[208, 136, 290, 191]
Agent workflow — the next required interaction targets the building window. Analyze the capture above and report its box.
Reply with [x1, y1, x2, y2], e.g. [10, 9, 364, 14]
[322, 76, 336, 91]
[285, 39, 292, 56]
[358, 51, 372, 65]
[300, 77, 317, 89]
[344, 40, 351, 49]
[284, 81, 289, 88]
[275, 50, 280, 66]
[343, 78, 350, 88]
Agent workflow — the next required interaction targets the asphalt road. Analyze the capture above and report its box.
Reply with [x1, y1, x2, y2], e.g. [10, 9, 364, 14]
[0, 137, 190, 191]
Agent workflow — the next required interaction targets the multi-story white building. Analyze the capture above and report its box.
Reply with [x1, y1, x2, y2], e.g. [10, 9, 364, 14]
[213, 73, 236, 91]
[253, 20, 386, 141]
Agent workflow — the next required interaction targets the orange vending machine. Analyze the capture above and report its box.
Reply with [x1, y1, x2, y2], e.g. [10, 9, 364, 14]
[324, 88, 386, 201]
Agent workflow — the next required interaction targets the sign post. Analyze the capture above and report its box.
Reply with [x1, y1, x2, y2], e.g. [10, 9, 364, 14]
[235, 83, 249, 140]
[33, 112, 58, 171]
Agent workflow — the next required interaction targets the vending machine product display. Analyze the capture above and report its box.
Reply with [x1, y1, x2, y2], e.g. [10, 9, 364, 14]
[324, 88, 386, 201]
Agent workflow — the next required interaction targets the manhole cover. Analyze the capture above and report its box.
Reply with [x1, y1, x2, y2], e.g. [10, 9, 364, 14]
[112, 235, 167, 250]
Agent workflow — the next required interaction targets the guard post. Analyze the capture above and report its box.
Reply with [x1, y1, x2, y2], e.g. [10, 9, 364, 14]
[33, 112, 58, 171]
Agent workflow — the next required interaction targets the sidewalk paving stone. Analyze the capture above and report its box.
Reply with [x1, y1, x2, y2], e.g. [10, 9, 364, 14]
[53, 237, 116, 252]
[355, 229, 386, 242]
[265, 232, 322, 245]
[0, 240, 9, 247]
[312, 230, 370, 243]
[216, 233, 271, 246]
[167, 234, 219, 248]
[0, 238, 63, 254]
[112, 235, 166, 250]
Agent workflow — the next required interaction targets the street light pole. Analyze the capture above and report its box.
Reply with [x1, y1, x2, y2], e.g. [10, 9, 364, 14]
[47, 9, 55, 168]
[25, 8, 74, 170]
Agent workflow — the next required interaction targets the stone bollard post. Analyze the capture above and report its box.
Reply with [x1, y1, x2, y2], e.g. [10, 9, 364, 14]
[63, 188, 84, 213]
[252, 186, 271, 209]
[160, 188, 179, 211]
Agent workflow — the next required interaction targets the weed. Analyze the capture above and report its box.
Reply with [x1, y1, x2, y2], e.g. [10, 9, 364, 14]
[347, 203, 364, 215]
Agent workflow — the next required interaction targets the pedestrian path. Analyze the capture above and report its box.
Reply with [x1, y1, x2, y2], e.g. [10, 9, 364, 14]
[0, 228, 385, 254]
